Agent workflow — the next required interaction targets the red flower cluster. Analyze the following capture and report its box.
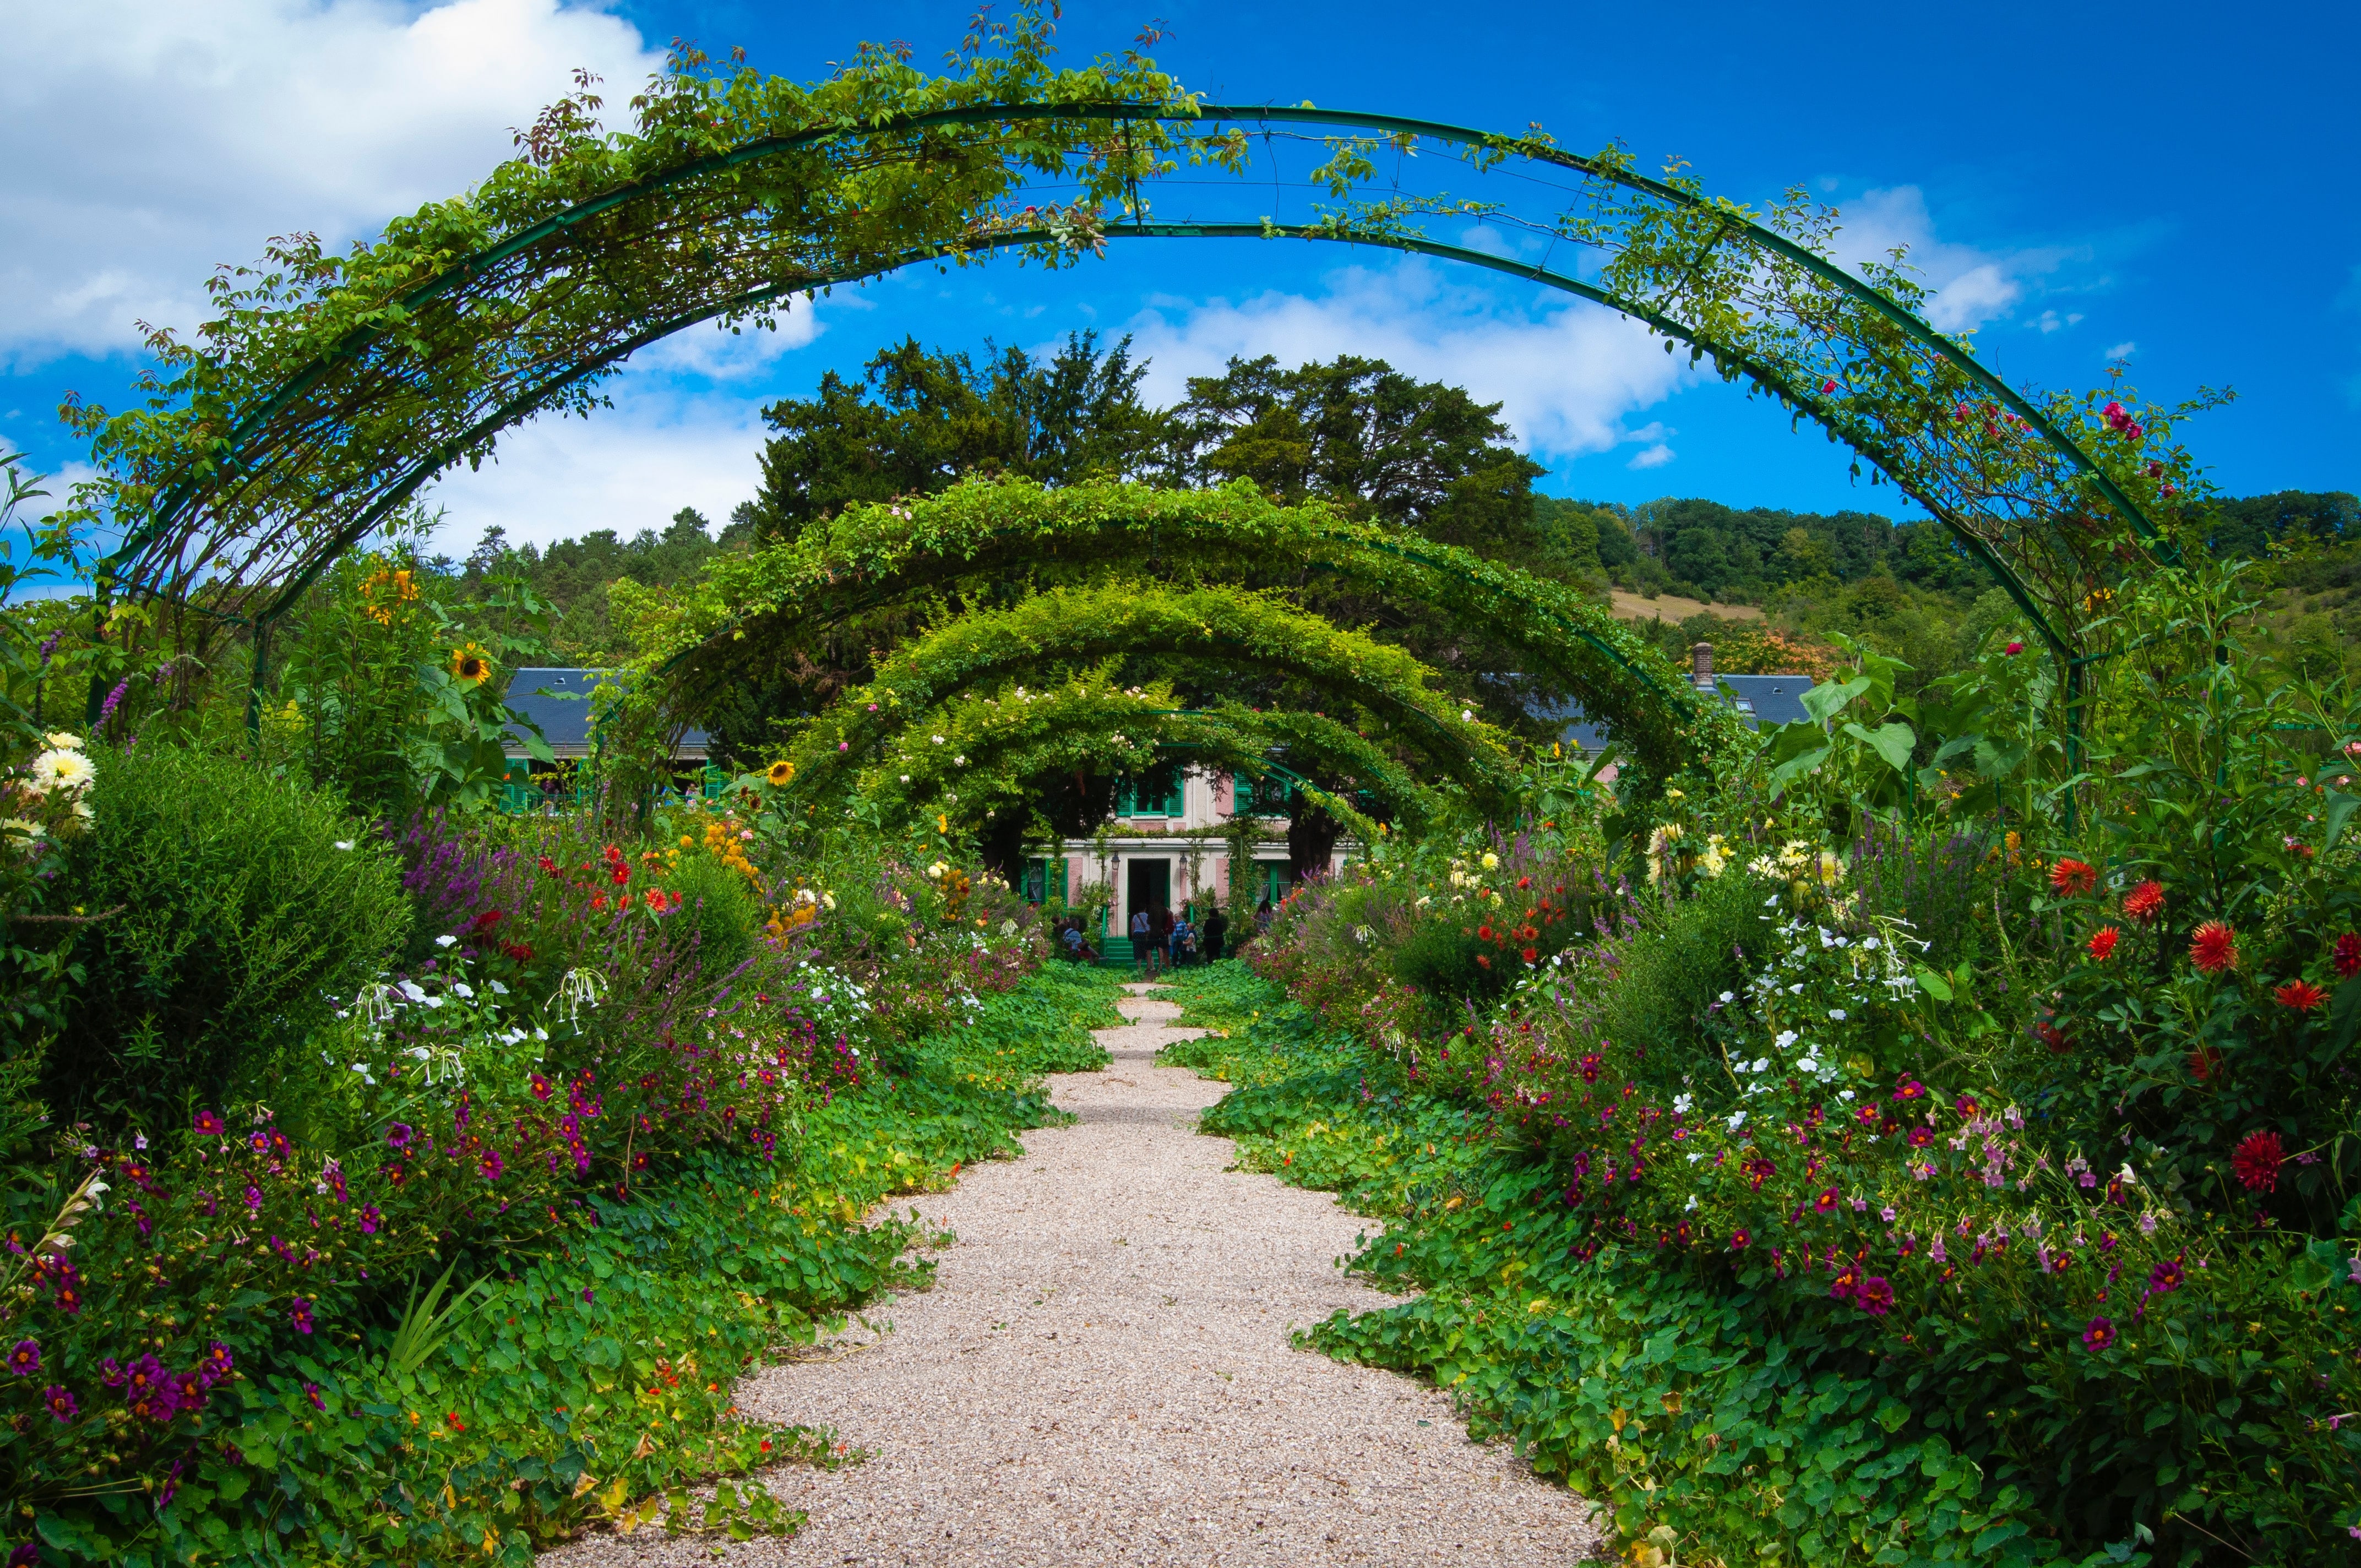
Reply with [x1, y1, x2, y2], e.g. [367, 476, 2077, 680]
[2275, 978, 2327, 1012]
[2121, 880, 2164, 924]
[2231, 1129, 2283, 1193]
[2334, 933, 2361, 979]
[2189, 921, 2237, 974]
[2101, 401, 2145, 441]
[2048, 858, 2098, 897]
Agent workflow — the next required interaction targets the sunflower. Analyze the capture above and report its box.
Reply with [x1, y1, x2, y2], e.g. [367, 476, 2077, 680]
[449, 644, 493, 687]
[764, 760, 795, 787]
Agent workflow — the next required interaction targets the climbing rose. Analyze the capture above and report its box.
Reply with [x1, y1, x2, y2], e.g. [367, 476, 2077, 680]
[2275, 978, 2329, 1012]
[2005, 640, 2025, 655]
[2121, 880, 2164, 923]
[2333, 933, 2361, 978]
[2189, 921, 2237, 974]
[2086, 927, 2120, 961]
[2232, 1130, 2283, 1193]
[2049, 858, 2097, 896]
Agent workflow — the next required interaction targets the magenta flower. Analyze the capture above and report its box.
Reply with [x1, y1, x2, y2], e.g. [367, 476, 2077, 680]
[385, 1123, 413, 1149]
[41, 1385, 75, 1423]
[2147, 1259, 2184, 1295]
[303, 1382, 324, 1411]
[199, 1342, 234, 1386]
[358, 1204, 382, 1235]
[289, 1298, 315, 1336]
[243, 1185, 263, 1213]
[1855, 1276, 1895, 1315]
[2082, 1316, 2117, 1352]
[477, 1150, 504, 1182]
[6, 1340, 38, 1377]
[192, 1110, 225, 1136]
[529, 1072, 554, 1102]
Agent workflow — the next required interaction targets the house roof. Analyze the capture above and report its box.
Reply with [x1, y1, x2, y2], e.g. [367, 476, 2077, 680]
[1539, 672, 1816, 753]
[502, 667, 711, 758]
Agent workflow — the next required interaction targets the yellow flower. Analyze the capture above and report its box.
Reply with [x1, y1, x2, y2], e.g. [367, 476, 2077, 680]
[765, 760, 795, 788]
[449, 644, 493, 687]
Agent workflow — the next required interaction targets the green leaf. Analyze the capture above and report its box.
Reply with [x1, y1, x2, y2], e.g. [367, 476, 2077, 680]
[2323, 789, 2359, 852]
[1841, 721, 1917, 773]
[1911, 965, 1953, 1002]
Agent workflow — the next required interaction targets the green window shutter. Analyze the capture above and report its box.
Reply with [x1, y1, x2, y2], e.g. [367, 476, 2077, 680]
[1056, 857, 1069, 902]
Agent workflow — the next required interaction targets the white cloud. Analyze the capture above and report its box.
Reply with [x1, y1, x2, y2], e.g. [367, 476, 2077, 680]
[1123, 257, 1691, 462]
[1626, 443, 1675, 470]
[1827, 186, 2077, 334]
[2103, 341, 2137, 361]
[418, 366, 773, 553]
[2032, 309, 2083, 334]
[0, 0, 662, 364]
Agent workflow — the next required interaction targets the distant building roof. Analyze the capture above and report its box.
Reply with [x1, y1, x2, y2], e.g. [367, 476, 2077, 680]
[1538, 671, 1816, 754]
[502, 667, 711, 759]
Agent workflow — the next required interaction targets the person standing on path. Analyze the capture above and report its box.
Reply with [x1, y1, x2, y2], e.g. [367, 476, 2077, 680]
[1202, 901, 1228, 961]
[1149, 903, 1174, 978]
[1129, 903, 1152, 973]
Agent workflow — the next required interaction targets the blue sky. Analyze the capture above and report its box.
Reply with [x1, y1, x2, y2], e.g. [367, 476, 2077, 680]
[2, 0, 2352, 556]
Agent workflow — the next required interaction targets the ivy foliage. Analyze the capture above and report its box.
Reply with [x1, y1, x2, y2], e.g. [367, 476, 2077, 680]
[749, 580, 1521, 819]
[780, 671, 1444, 841]
[621, 476, 1724, 777]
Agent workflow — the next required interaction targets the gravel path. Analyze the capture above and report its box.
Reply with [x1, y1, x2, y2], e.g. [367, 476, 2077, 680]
[550, 984, 1597, 1566]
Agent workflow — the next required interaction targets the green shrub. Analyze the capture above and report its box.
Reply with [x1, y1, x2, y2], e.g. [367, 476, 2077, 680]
[665, 851, 761, 981]
[1603, 869, 1757, 1060]
[43, 743, 410, 1124]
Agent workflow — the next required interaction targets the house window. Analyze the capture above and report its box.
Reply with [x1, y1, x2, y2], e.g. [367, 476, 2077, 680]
[1022, 857, 1068, 904]
[1117, 764, 1184, 818]
[1232, 772, 1291, 814]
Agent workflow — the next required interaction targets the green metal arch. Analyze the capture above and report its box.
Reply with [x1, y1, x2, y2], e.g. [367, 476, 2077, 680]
[102, 97, 2147, 732]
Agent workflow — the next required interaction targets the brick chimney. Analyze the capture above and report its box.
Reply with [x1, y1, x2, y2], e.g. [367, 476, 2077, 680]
[1690, 641, 1715, 690]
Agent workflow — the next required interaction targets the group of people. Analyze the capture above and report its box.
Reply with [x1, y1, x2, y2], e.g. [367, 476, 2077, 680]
[1052, 896, 1277, 972]
[1125, 901, 1228, 975]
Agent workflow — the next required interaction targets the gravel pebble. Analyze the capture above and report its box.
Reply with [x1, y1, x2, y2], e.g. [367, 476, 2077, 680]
[547, 984, 1598, 1566]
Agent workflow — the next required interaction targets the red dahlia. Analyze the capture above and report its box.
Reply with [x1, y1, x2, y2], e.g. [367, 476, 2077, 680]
[2121, 880, 2165, 924]
[2086, 926, 2120, 961]
[2189, 921, 2237, 974]
[2275, 978, 2329, 1012]
[2333, 933, 2361, 979]
[2231, 1129, 2283, 1193]
[2049, 858, 2098, 897]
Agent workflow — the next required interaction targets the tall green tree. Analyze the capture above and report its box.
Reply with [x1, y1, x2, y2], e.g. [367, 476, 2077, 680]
[743, 331, 1170, 541]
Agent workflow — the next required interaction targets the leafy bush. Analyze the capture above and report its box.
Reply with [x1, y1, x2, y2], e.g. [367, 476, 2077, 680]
[43, 744, 410, 1122]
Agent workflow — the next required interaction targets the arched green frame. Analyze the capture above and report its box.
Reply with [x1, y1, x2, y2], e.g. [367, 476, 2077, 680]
[95, 99, 2155, 741]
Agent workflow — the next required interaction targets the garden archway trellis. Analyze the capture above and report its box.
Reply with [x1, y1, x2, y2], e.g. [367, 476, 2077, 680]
[75, 29, 2183, 749]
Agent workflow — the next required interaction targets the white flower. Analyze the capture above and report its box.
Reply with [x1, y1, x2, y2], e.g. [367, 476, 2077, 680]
[954, 755, 966, 766]
[450, 983, 475, 999]
[1829, 1009, 1847, 1021]
[1797, 1057, 1819, 1074]
[1718, 991, 1734, 1003]
[823, 892, 837, 910]
[1774, 1030, 1798, 1050]
[900, 775, 911, 783]
[1672, 1093, 1693, 1114]
[334, 840, 355, 851]
[1749, 1058, 1770, 1075]
[1726, 1109, 1748, 1131]
[28, 748, 94, 796]
[1684, 1194, 1699, 1212]
[43, 732, 83, 752]
[435, 934, 458, 948]
[1838, 1090, 1856, 1101]
[1481, 852, 1499, 870]
[397, 980, 429, 1001]
[931, 734, 945, 744]
[1, 818, 45, 842]
[1461, 709, 1473, 722]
